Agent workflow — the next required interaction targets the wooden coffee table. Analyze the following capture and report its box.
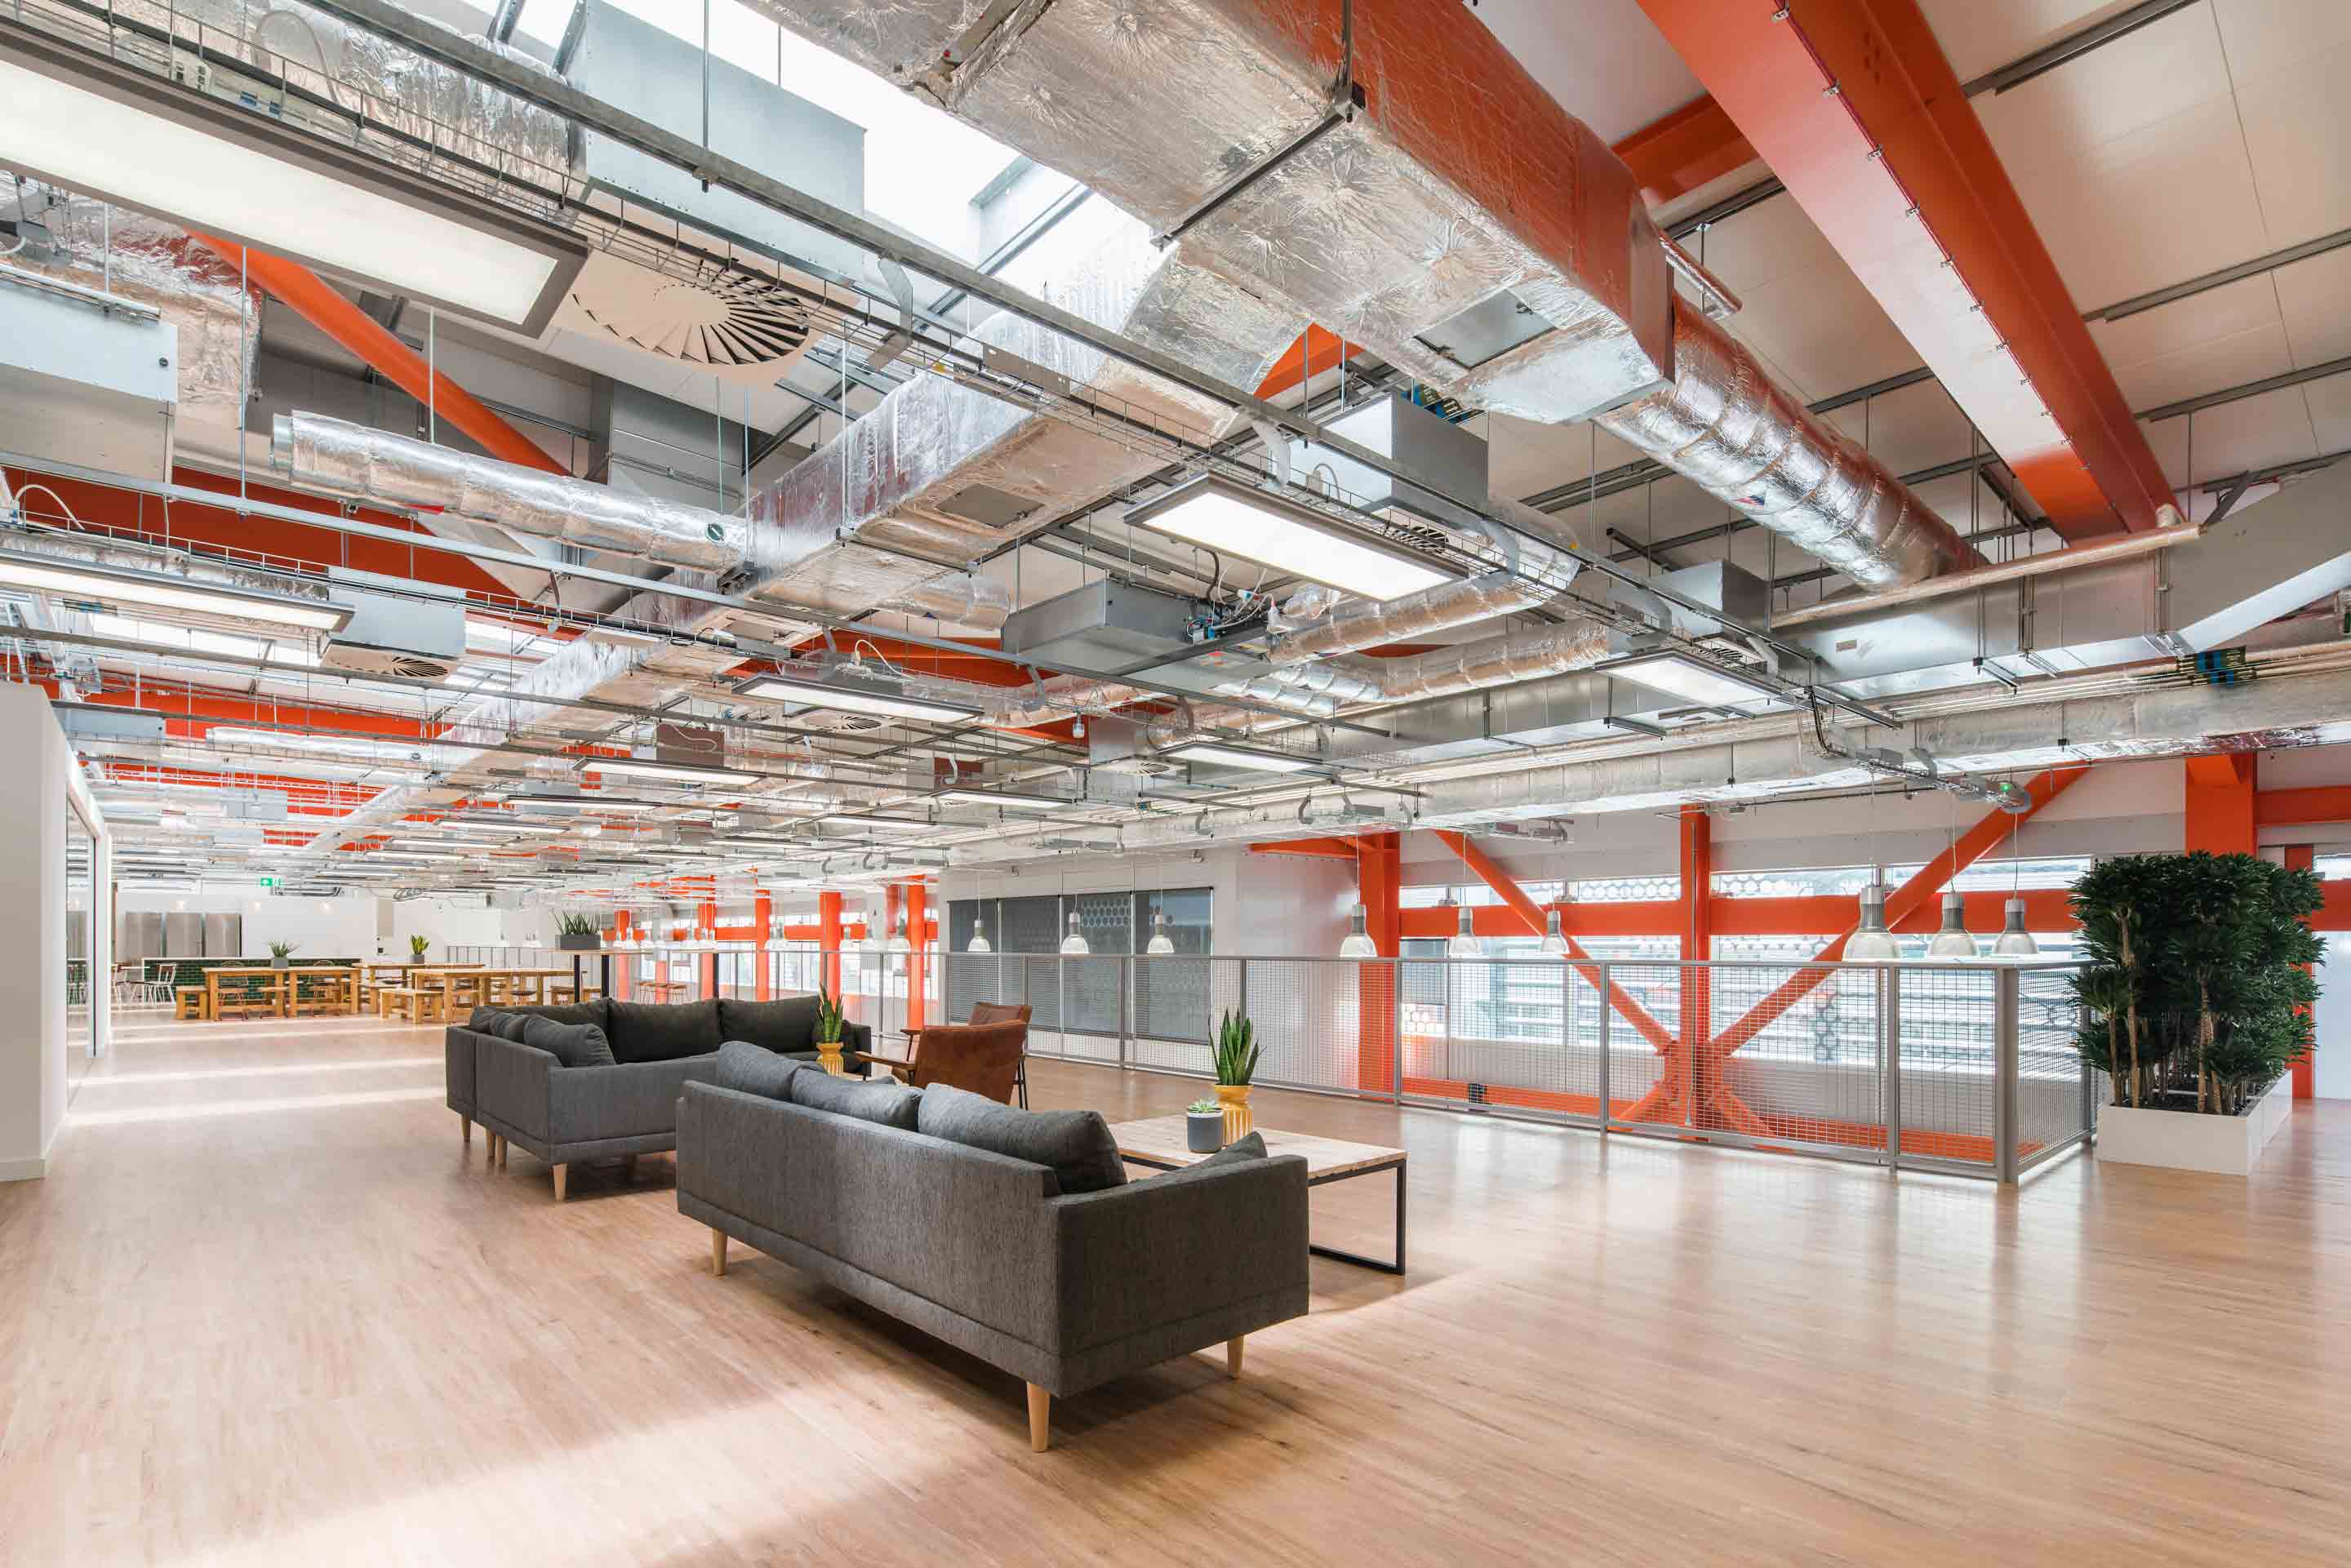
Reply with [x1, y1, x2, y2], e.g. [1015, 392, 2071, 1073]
[1106, 1116, 1407, 1275]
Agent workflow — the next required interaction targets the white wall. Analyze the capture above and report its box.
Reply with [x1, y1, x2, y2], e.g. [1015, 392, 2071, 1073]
[0, 686, 81, 1180]
[117, 888, 380, 960]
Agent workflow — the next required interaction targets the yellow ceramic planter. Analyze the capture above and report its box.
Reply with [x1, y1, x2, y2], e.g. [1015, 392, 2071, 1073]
[1214, 1082, 1253, 1143]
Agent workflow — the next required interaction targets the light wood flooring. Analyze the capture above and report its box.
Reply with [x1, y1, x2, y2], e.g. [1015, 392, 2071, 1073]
[4, 1012, 2349, 1566]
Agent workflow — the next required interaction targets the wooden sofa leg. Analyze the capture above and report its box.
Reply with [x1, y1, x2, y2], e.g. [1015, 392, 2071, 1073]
[1026, 1384, 1051, 1453]
[710, 1228, 727, 1277]
[460, 1114, 472, 1148]
[552, 1163, 568, 1202]
[495, 1135, 508, 1170]
[1226, 1335, 1246, 1380]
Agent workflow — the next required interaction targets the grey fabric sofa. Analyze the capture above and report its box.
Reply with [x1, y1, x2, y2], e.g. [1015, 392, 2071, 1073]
[676, 1076, 1311, 1450]
[446, 996, 872, 1198]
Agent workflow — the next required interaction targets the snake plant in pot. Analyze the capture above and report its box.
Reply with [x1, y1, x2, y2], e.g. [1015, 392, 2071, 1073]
[2069, 850, 2321, 1171]
[555, 912, 602, 952]
[1212, 1009, 1260, 1143]
[268, 940, 297, 971]
[814, 984, 849, 1076]
[409, 934, 430, 961]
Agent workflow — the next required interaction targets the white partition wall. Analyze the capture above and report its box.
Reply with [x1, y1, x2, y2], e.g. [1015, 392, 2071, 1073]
[0, 686, 109, 1182]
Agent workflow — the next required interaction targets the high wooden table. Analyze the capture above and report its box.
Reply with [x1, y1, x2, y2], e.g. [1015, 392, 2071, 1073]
[1105, 1115, 1407, 1275]
[202, 966, 290, 1021]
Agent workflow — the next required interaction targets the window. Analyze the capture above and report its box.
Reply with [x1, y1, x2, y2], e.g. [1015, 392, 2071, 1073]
[1712, 857, 2091, 899]
[946, 890, 1213, 1039]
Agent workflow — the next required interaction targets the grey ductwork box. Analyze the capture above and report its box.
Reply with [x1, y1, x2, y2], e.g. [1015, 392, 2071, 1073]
[999, 580, 1206, 674]
[1298, 394, 1491, 534]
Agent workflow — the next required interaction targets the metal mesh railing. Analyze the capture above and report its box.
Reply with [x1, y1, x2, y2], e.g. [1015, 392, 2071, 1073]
[445, 947, 2090, 1179]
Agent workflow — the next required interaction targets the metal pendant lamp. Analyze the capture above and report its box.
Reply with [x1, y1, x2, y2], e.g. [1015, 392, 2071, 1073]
[1146, 909, 1176, 954]
[1058, 909, 1091, 955]
[1993, 801, 2039, 956]
[1338, 903, 1376, 958]
[1927, 887, 1979, 958]
[884, 914, 912, 956]
[1445, 898, 1480, 957]
[1845, 880, 1900, 962]
[1539, 906, 1570, 956]
[967, 917, 992, 953]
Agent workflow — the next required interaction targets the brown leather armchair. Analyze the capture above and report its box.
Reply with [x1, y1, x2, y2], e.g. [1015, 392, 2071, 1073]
[873, 1002, 1034, 1105]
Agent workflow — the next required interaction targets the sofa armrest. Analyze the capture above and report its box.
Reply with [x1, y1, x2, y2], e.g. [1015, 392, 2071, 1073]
[549, 1054, 718, 1144]
[1047, 1155, 1309, 1356]
[445, 1026, 482, 1112]
[474, 1034, 555, 1141]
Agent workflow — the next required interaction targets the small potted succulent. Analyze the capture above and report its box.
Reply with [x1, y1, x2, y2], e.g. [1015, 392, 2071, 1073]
[814, 984, 848, 1076]
[556, 912, 602, 952]
[409, 934, 430, 962]
[1185, 1098, 1225, 1153]
[268, 939, 297, 971]
[1212, 1008, 1260, 1144]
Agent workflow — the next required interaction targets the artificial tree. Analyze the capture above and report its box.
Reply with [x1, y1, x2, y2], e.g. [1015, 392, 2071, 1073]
[2069, 851, 2322, 1114]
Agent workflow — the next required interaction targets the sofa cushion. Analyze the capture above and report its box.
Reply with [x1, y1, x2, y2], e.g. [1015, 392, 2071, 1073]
[916, 1082, 1127, 1195]
[476, 1001, 609, 1032]
[717, 995, 819, 1053]
[467, 1006, 507, 1032]
[495, 1012, 536, 1043]
[788, 1069, 922, 1130]
[715, 1040, 801, 1100]
[606, 997, 723, 1064]
[522, 1015, 618, 1069]
[1195, 1130, 1266, 1168]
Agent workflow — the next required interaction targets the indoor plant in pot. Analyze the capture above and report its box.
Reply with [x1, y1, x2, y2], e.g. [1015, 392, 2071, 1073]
[1212, 1009, 1260, 1144]
[813, 984, 849, 1076]
[556, 912, 602, 952]
[409, 934, 430, 962]
[1185, 1098, 1225, 1153]
[268, 940, 297, 971]
[2071, 850, 2320, 1173]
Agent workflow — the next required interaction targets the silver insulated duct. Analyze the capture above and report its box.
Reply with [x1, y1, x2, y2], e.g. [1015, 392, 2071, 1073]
[1598, 308, 1972, 589]
[272, 413, 748, 571]
[744, 0, 1969, 588]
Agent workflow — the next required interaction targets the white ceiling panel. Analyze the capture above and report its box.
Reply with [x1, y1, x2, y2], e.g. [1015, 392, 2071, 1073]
[2142, 385, 2321, 484]
[1993, 91, 2270, 306]
[1915, 0, 2137, 82]
[2273, 246, 2351, 366]
[1821, 380, 1975, 478]
[1464, 0, 1702, 144]
[2087, 271, 2280, 361]
[1723, 269, 1923, 403]
[2302, 373, 2351, 454]
[2208, 0, 2351, 86]
[2108, 317, 2296, 410]
[2229, 38, 2351, 248]
[1966, 3, 2231, 158]
[1480, 412, 1646, 504]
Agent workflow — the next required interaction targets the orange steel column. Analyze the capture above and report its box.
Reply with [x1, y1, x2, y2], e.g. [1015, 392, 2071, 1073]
[905, 883, 928, 1031]
[189, 234, 565, 476]
[2185, 753, 2258, 855]
[1634, 0, 2176, 536]
[753, 891, 773, 1002]
[1678, 807, 1719, 1129]
[1356, 831, 1401, 1096]
[819, 891, 842, 997]
[612, 910, 633, 1002]
[697, 899, 719, 1001]
[2287, 844, 2318, 1099]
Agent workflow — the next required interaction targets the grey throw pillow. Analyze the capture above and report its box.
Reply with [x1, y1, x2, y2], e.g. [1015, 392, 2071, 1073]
[1195, 1130, 1266, 1168]
[788, 1068, 922, 1130]
[715, 1040, 800, 1101]
[494, 1012, 535, 1043]
[467, 1006, 507, 1032]
[916, 1082, 1127, 1195]
[522, 1014, 617, 1068]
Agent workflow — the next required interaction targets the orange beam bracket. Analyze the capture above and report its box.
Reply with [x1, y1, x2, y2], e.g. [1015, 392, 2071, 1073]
[1249, 837, 1367, 860]
[1612, 96, 1758, 206]
[2185, 753, 2257, 855]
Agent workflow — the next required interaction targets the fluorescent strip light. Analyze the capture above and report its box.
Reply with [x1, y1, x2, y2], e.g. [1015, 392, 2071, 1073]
[738, 677, 980, 725]
[0, 44, 582, 329]
[578, 757, 764, 787]
[934, 788, 1065, 811]
[816, 813, 935, 831]
[1162, 740, 1322, 775]
[1122, 474, 1451, 602]
[437, 819, 566, 836]
[0, 549, 349, 632]
[1595, 651, 1788, 708]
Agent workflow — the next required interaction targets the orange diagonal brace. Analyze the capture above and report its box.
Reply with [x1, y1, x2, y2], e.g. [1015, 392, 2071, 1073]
[1613, 96, 1758, 205]
[190, 233, 565, 475]
[1435, 830, 1675, 1053]
[1704, 766, 2089, 1057]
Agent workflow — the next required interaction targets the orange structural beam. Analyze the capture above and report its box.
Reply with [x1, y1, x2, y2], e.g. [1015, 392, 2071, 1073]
[1613, 96, 1758, 205]
[1699, 766, 2088, 1064]
[1434, 830, 1676, 1054]
[818, 891, 842, 998]
[1355, 830, 1401, 1097]
[1255, 324, 1363, 401]
[190, 234, 564, 476]
[1636, 0, 2176, 537]
[2257, 786, 2351, 828]
[2185, 753, 2258, 855]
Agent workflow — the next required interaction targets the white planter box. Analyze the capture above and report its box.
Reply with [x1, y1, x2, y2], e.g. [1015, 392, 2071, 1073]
[2095, 1074, 2293, 1175]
